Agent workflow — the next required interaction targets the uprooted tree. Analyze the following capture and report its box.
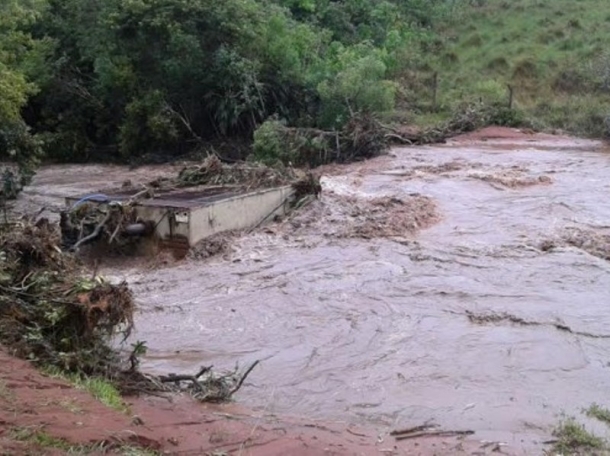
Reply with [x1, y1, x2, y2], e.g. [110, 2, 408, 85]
[0, 218, 258, 401]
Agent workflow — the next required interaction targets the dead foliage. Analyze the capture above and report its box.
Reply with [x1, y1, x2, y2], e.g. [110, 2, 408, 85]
[282, 194, 439, 239]
[387, 102, 526, 146]
[159, 361, 259, 403]
[60, 190, 154, 253]
[468, 170, 552, 189]
[175, 155, 299, 190]
[341, 114, 389, 161]
[0, 219, 259, 402]
[115, 359, 260, 402]
[255, 114, 390, 167]
[188, 232, 233, 260]
[0, 220, 133, 375]
[466, 310, 531, 326]
[153, 155, 322, 201]
[463, 310, 610, 339]
[391, 424, 474, 441]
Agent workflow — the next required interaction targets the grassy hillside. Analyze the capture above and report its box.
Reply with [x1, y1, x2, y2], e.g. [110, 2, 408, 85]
[423, 0, 610, 136]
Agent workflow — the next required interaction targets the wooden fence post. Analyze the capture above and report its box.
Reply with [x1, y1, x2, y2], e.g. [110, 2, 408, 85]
[432, 72, 439, 112]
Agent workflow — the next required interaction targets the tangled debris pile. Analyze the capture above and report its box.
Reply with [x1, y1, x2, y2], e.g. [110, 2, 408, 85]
[285, 114, 389, 166]
[164, 155, 322, 199]
[0, 219, 134, 376]
[253, 114, 389, 167]
[60, 198, 152, 253]
[174, 155, 299, 189]
[281, 194, 439, 239]
[144, 154, 314, 194]
[388, 102, 525, 146]
[159, 360, 259, 403]
[187, 231, 233, 261]
[540, 227, 610, 261]
[0, 220, 257, 401]
[467, 169, 553, 189]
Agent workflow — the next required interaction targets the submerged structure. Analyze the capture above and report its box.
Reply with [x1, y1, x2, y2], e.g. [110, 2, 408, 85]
[62, 185, 295, 256]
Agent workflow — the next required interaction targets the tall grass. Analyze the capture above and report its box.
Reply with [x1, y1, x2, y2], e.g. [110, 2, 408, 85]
[418, 0, 610, 137]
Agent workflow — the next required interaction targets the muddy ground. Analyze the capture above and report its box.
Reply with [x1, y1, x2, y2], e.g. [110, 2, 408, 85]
[3, 347, 490, 455]
[4, 126, 610, 454]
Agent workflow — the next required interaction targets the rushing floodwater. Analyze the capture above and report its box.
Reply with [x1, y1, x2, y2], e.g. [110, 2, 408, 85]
[90, 132, 610, 451]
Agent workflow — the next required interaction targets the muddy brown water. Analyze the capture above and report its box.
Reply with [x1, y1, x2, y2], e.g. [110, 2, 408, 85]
[15, 130, 610, 453]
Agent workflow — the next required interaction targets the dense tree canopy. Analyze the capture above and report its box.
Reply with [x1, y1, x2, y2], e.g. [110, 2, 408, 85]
[0, 0, 456, 167]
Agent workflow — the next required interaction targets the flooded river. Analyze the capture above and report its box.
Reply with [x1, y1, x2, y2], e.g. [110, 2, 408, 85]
[18, 128, 610, 452]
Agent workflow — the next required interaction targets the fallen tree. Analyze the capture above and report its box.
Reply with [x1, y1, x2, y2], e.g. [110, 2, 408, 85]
[0, 218, 258, 401]
[252, 113, 389, 167]
[387, 102, 527, 146]
[0, 218, 133, 376]
[253, 105, 528, 167]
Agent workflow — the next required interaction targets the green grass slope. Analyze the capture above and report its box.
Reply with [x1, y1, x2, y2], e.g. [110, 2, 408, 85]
[425, 0, 610, 136]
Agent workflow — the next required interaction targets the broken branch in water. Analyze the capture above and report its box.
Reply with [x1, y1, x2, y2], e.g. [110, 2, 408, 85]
[70, 210, 112, 251]
[384, 133, 414, 145]
[390, 423, 438, 436]
[230, 360, 260, 396]
[393, 429, 475, 441]
[155, 362, 260, 402]
[159, 365, 213, 383]
[159, 365, 212, 394]
[127, 186, 154, 203]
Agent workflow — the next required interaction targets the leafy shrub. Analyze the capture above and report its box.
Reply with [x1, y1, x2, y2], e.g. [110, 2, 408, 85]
[119, 91, 179, 159]
[0, 0, 48, 197]
[473, 80, 509, 105]
[317, 45, 397, 128]
[252, 117, 294, 166]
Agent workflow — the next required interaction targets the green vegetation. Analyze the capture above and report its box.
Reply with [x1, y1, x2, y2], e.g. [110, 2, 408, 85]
[553, 418, 608, 455]
[433, 0, 610, 137]
[44, 366, 128, 413]
[9, 426, 161, 455]
[0, 0, 456, 173]
[587, 404, 610, 427]
[10, 427, 77, 451]
[0, 0, 47, 199]
[1, 0, 609, 189]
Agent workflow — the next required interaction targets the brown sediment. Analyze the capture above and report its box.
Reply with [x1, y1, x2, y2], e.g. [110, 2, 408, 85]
[448, 126, 602, 152]
[0, 347, 160, 454]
